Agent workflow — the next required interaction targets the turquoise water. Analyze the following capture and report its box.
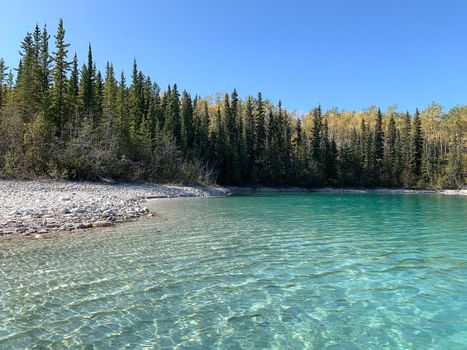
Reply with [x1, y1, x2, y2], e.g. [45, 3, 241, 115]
[1, 193, 466, 349]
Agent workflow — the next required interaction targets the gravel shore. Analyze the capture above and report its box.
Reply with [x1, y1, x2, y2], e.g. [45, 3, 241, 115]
[0, 180, 230, 237]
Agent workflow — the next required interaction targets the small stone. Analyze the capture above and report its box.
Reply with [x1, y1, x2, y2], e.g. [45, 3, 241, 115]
[75, 223, 92, 229]
[34, 234, 43, 239]
[102, 209, 113, 217]
[46, 223, 60, 229]
[93, 221, 112, 228]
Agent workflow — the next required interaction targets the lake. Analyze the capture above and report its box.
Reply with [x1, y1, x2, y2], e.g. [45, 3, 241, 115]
[1, 193, 466, 349]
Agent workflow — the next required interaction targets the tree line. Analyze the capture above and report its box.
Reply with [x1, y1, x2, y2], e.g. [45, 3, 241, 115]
[0, 20, 465, 188]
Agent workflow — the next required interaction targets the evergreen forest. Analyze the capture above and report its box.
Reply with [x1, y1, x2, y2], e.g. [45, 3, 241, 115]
[0, 20, 465, 188]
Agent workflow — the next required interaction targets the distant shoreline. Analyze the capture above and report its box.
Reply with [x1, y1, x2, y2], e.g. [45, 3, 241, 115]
[228, 186, 467, 196]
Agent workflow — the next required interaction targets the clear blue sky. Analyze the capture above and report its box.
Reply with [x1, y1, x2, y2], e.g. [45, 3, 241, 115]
[1, 0, 466, 113]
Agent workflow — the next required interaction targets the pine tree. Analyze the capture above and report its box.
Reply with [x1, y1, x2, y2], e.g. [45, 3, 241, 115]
[211, 104, 225, 169]
[128, 60, 144, 141]
[366, 129, 375, 184]
[79, 44, 95, 118]
[102, 62, 118, 137]
[243, 96, 255, 182]
[327, 137, 338, 183]
[116, 71, 130, 150]
[359, 117, 367, 168]
[230, 89, 240, 146]
[254, 92, 266, 177]
[266, 109, 280, 183]
[180, 90, 193, 153]
[401, 111, 413, 186]
[385, 113, 398, 185]
[147, 81, 161, 139]
[374, 108, 385, 179]
[276, 101, 290, 182]
[199, 100, 210, 158]
[412, 108, 423, 180]
[311, 105, 322, 161]
[220, 93, 234, 183]
[94, 70, 104, 127]
[39, 24, 51, 101]
[66, 53, 79, 136]
[422, 141, 440, 186]
[293, 118, 308, 184]
[32, 24, 45, 108]
[320, 117, 330, 181]
[152, 84, 164, 135]
[163, 84, 181, 143]
[229, 89, 241, 183]
[50, 18, 71, 135]
[15, 32, 37, 123]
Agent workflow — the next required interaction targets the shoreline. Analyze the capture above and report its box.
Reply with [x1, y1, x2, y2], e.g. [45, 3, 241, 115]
[0, 180, 231, 238]
[227, 186, 467, 196]
[1, 181, 465, 238]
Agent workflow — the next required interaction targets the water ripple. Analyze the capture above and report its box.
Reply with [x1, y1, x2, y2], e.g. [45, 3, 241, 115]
[1, 193, 466, 349]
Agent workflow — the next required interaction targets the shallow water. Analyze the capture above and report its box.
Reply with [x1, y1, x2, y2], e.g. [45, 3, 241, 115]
[1, 193, 466, 349]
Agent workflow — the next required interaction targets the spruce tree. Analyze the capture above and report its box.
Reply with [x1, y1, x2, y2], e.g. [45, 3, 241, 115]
[243, 96, 255, 182]
[401, 111, 413, 185]
[220, 93, 234, 183]
[199, 100, 210, 159]
[128, 60, 147, 145]
[374, 108, 385, 179]
[359, 118, 367, 168]
[267, 109, 280, 183]
[320, 117, 330, 181]
[39, 24, 51, 101]
[50, 18, 71, 135]
[163, 84, 181, 143]
[102, 62, 118, 135]
[78, 44, 95, 118]
[385, 114, 398, 185]
[180, 90, 193, 153]
[254, 92, 266, 175]
[15, 32, 37, 122]
[327, 137, 338, 183]
[230, 88, 240, 146]
[94, 70, 104, 127]
[116, 71, 130, 150]
[277, 101, 290, 182]
[32, 24, 45, 108]
[311, 105, 322, 162]
[412, 108, 423, 180]
[229, 89, 241, 183]
[66, 53, 79, 135]
[211, 104, 225, 169]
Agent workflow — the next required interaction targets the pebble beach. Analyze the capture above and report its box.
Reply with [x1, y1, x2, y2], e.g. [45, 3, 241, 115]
[0, 180, 230, 237]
